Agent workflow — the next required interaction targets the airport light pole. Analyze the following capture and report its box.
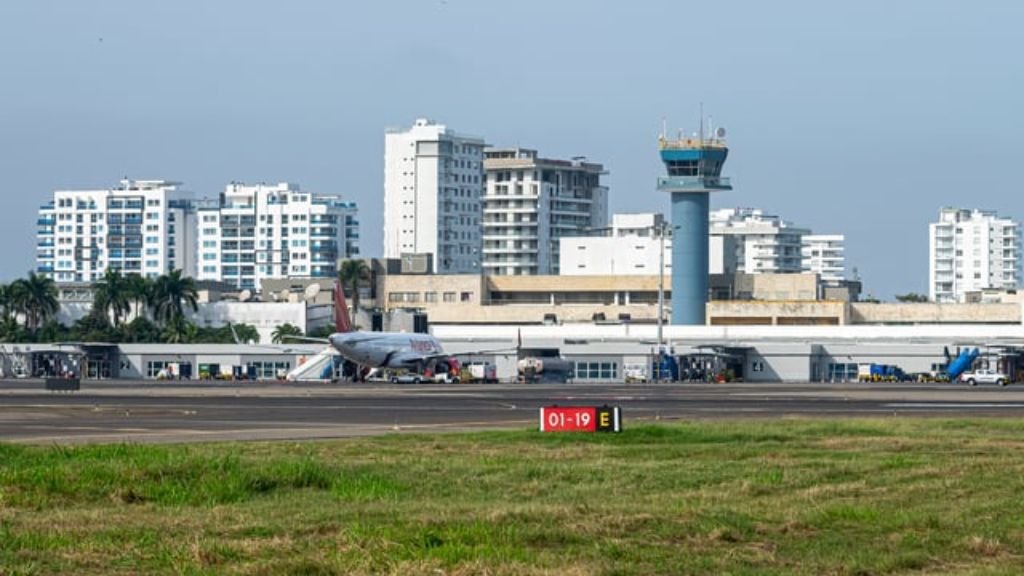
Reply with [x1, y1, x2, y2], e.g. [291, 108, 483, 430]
[657, 220, 666, 350]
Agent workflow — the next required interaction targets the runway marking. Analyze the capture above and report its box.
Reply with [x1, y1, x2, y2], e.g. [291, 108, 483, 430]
[885, 403, 1024, 409]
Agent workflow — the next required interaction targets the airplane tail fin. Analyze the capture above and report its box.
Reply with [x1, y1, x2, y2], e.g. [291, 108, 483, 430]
[334, 281, 353, 333]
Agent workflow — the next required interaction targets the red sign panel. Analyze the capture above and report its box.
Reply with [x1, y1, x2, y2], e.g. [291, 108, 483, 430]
[539, 406, 621, 433]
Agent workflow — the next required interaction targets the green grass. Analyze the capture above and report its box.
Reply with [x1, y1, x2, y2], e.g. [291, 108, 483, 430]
[3, 419, 1024, 574]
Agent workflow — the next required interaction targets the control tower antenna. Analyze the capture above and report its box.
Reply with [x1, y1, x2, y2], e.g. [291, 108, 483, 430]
[699, 102, 704, 142]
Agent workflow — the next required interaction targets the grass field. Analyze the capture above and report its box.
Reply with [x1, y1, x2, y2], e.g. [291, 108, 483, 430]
[3, 419, 1024, 575]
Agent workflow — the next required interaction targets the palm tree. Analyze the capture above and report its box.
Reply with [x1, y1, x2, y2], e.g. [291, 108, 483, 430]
[93, 268, 131, 326]
[0, 315, 24, 343]
[151, 270, 199, 327]
[161, 316, 197, 344]
[11, 272, 58, 332]
[232, 323, 260, 344]
[0, 283, 10, 323]
[125, 273, 153, 321]
[272, 323, 303, 344]
[337, 259, 370, 322]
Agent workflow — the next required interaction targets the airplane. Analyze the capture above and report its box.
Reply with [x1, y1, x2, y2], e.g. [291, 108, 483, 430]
[287, 282, 516, 379]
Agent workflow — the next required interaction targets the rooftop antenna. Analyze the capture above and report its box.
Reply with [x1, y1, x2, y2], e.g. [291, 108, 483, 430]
[660, 117, 667, 140]
[699, 102, 705, 143]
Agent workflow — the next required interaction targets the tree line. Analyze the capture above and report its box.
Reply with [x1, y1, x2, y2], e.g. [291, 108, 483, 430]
[0, 258, 373, 345]
[0, 270, 260, 344]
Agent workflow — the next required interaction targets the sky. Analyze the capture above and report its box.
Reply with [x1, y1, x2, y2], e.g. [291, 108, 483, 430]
[1, 0, 1021, 298]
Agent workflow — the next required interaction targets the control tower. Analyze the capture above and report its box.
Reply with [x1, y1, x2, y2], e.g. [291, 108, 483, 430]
[658, 126, 731, 325]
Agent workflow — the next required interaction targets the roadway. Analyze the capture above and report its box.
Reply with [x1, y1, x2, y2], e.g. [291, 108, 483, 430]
[2, 379, 1024, 444]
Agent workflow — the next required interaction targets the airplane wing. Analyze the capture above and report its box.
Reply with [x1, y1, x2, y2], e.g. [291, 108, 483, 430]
[441, 346, 520, 358]
[280, 335, 331, 344]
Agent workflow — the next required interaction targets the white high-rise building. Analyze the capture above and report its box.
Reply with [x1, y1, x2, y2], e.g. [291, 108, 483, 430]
[195, 182, 359, 291]
[710, 208, 808, 275]
[483, 148, 608, 275]
[560, 213, 667, 276]
[801, 234, 846, 283]
[929, 208, 1020, 303]
[36, 179, 196, 283]
[383, 118, 485, 274]
[562, 208, 846, 283]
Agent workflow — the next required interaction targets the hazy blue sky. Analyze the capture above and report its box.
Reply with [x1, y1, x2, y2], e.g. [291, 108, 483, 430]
[2, 1, 1021, 297]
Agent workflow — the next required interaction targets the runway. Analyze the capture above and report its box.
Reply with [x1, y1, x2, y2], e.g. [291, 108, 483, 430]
[2, 379, 1024, 444]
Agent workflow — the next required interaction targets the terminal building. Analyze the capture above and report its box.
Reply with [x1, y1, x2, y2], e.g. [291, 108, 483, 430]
[24, 265, 1024, 383]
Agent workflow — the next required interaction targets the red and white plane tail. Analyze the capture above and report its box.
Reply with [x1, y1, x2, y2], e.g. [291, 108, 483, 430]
[334, 281, 354, 333]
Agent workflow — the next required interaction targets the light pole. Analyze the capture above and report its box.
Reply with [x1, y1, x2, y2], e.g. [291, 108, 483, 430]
[656, 219, 666, 350]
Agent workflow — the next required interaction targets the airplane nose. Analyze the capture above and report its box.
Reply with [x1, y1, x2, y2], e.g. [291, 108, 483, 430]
[329, 334, 351, 351]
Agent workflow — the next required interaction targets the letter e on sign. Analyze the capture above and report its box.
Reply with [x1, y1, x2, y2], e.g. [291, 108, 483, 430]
[595, 406, 622, 432]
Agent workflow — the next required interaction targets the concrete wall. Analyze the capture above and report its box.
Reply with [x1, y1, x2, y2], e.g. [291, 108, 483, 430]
[188, 302, 330, 343]
[850, 303, 1020, 324]
[745, 273, 819, 301]
[745, 343, 815, 382]
[707, 301, 847, 326]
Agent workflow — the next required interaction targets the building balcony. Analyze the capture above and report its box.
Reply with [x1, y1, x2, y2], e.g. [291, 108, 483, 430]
[36, 265, 54, 273]
[482, 246, 538, 254]
[482, 232, 538, 239]
[482, 220, 538, 227]
[37, 239, 54, 247]
[482, 258, 538, 267]
[37, 218, 55, 226]
[482, 206, 537, 214]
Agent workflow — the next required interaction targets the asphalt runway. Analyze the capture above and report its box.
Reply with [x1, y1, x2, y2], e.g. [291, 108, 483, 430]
[2, 379, 1024, 444]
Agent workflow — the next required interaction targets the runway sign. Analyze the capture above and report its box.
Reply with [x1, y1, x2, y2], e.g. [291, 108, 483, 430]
[539, 405, 621, 433]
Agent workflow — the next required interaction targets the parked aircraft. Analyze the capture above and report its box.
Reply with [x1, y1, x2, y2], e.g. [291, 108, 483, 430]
[287, 283, 514, 378]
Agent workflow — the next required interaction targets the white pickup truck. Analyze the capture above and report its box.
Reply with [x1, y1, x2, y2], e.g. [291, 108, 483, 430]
[960, 369, 1010, 387]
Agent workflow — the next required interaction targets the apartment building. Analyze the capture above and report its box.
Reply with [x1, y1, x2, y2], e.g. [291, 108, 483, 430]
[801, 234, 846, 284]
[36, 179, 195, 282]
[482, 148, 608, 275]
[195, 182, 359, 291]
[383, 118, 485, 274]
[710, 208, 808, 275]
[929, 208, 1019, 302]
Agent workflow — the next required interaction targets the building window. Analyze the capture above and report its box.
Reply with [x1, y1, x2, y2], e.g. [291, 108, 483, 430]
[424, 292, 437, 303]
[572, 361, 618, 381]
[443, 292, 456, 303]
[460, 291, 473, 302]
[146, 361, 171, 378]
[245, 361, 292, 379]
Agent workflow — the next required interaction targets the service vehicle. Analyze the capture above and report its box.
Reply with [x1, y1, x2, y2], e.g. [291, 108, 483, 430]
[960, 369, 1009, 387]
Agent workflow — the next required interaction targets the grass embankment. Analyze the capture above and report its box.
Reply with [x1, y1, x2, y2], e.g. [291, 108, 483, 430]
[3, 420, 1024, 575]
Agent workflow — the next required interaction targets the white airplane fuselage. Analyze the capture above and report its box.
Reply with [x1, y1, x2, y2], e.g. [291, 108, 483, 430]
[327, 331, 446, 370]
